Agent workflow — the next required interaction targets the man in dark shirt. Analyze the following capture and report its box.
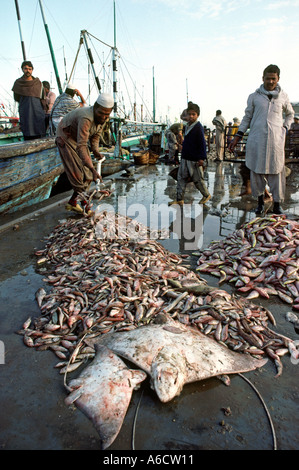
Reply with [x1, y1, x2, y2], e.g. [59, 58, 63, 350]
[169, 102, 211, 205]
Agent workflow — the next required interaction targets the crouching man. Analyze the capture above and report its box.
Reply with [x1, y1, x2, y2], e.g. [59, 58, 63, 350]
[56, 93, 114, 215]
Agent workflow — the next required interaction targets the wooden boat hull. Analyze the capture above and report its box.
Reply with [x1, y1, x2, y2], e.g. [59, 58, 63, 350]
[121, 134, 148, 148]
[0, 137, 133, 215]
[0, 137, 63, 215]
[0, 133, 23, 145]
[100, 158, 131, 176]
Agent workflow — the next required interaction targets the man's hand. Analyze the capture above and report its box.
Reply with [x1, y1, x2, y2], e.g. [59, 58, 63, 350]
[197, 159, 204, 166]
[92, 168, 102, 182]
[228, 136, 240, 153]
[93, 152, 105, 161]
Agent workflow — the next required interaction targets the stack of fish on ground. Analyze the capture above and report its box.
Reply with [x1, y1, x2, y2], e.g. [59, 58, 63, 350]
[196, 215, 299, 309]
[17, 211, 299, 377]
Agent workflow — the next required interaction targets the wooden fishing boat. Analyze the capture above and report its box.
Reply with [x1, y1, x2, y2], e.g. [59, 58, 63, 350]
[0, 135, 136, 215]
[100, 158, 131, 177]
[0, 137, 63, 215]
[0, 131, 23, 145]
[0, 116, 22, 145]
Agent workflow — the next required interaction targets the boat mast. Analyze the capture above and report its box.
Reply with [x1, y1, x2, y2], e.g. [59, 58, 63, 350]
[14, 0, 26, 61]
[153, 66, 156, 123]
[81, 31, 102, 93]
[186, 78, 189, 105]
[112, 0, 118, 117]
[38, 0, 63, 94]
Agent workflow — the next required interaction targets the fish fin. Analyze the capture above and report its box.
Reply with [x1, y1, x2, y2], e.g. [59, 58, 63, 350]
[65, 386, 83, 406]
[129, 369, 147, 389]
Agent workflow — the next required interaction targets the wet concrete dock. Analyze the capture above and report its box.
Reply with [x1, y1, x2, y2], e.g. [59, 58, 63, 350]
[0, 151, 299, 451]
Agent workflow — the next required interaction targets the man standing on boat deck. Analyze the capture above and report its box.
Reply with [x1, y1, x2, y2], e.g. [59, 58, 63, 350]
[42, 81, 56, 133]
[55, 93, 114, 215]
[50, 83, 86, 134]
[228, 64, 294, 215]
[168, 102, 211, 206]
[12, 61, 46, 140]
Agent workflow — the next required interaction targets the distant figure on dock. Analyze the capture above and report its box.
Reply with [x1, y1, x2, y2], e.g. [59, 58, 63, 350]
[55, 93, 114, 216]
[12, 60, 46, 140]
[290, 114, 299, 159]
[180, 102, 193, 122]
[42, 81, 56, 133]
[212, 110, 227, 161]
[231, 117, 240, 137]
[226, 122, 233, 146]
[229, 64, 294, 215]
[291, 114, 299, 131]
[168, 102, 211, 206]
[50, 83, 86, 134]
[227, 117, 240, 146]
[165, 123, 183, 164]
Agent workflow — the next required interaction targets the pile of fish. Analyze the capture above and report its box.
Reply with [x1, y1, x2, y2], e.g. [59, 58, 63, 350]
[18, 211, 299, 379]
[196, 215, 299, 309]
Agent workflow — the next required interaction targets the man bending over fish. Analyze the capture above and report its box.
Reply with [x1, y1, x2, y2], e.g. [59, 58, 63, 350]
[229, 64, 294, 215]
[56, 93, 114, 215]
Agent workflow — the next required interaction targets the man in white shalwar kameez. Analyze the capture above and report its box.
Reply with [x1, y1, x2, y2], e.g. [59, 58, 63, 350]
[212, 110, 227, 161]
[229, 64, 294, 214]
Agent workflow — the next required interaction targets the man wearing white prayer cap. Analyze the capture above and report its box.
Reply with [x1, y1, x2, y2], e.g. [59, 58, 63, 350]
[96, 92, 115, 108]
[55, 92, 114, 215]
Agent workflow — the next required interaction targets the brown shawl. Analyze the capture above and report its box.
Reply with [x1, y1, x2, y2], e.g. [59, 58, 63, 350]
[12, 76, 43, 99]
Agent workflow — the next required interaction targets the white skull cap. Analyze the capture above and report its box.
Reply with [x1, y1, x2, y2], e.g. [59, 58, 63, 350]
[96, 93, 114, 108]
[66, 83, 76, 90]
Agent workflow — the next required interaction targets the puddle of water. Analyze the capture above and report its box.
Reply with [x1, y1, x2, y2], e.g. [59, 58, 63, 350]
[92, 161, 299, 256]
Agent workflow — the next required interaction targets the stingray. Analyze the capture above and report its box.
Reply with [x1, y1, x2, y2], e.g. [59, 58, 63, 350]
[89, 313, 268, 403]
[65, 344, 147, 450]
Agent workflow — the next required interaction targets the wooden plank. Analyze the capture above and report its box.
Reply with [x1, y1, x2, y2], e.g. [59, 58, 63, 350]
[0, 147, 62, 191]
[0, 137, 56, 160]
[0, 166, 63, 214]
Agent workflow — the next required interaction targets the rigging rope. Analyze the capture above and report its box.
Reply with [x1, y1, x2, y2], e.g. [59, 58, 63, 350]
[238, 373, 277, 450]
[131, 375, 278, 451]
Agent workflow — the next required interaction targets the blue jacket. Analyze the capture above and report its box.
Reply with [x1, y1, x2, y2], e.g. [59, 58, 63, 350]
[181, 122, 207, 161]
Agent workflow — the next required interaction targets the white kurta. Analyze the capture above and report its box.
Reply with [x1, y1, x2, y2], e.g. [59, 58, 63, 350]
[238, 86, 294, 174]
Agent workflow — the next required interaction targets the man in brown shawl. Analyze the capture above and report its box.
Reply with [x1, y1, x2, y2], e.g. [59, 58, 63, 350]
[12, 61, 46, 140]
[55, 93, 114, 216]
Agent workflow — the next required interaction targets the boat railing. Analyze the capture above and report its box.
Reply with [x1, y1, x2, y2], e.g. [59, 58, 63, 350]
[223, 125, 249, 162]
[110, 117, 166, 158]
[285, 128, 299, 161]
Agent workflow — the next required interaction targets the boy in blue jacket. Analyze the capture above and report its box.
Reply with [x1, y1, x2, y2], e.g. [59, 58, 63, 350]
[169, 102, 211, 205]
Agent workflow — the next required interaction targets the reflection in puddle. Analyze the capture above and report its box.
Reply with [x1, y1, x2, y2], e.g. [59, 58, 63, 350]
[94, 161, 299, 255]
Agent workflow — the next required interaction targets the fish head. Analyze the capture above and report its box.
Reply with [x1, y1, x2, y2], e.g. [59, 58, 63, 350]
[151, 346, 186, 403]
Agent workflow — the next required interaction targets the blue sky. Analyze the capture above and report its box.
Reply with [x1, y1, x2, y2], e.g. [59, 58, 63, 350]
[1, 0, 298, 127]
